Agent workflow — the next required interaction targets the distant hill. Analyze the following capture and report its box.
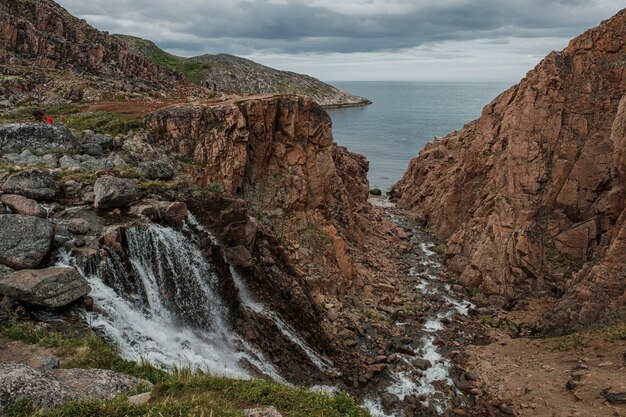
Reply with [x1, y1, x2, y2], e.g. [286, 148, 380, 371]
[114, 35, 371, 108]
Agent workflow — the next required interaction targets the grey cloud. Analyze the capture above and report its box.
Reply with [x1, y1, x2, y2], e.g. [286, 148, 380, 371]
[56, 0, 624, 56]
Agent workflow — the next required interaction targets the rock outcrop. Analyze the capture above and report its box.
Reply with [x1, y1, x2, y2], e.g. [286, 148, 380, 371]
[0, 124, 79, 154]
[392, 9, 626, 333]
[0, 363, 151, 414]
[2, 169, 60, 201]
[0, 214, 53, 269]
[0, 267, 90, 308]
[94, 176, 138, 210]
[146, 95, 371, 297]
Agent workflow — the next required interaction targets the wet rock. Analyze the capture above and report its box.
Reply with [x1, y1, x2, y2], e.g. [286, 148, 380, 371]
[67, 218, 90, 235]
[0, 194, 46, 218]
[602, 387, 626, 404]
[244, 407, 283, 417]
[2, 169, 60, 201]
[223, 245, 253, 268]
[140, 160, 175, 180]
[369, 188, 382, 196]
[0, 215, 54, 269]
[0, 124, 79, 155]
[129, 203, 160, 220]
[27, 356, 60, 371]
[0, 267, 90, 308]
[94, 176, 138, 209]
[161, 201, 188, 226]
[414, 358, 432, 370]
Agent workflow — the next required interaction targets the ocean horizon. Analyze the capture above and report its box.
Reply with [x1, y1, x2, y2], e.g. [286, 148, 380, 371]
[326, 80, 512, 189]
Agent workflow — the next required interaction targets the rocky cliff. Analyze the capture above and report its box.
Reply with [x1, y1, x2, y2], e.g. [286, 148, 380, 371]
[0, 0, 203, 101]
[145, 95, 371, 298]
[115, 35, 371, 108]
[392, 9, 626, 333]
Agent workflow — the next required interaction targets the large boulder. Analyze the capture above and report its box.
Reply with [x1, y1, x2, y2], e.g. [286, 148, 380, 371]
[140, 160, 175, 180]
[0, 194, 46, 218]
[0, 215, 54, 269]
[0, 123, 79, 155]
[93, 176, 138, 209]
[0, 363, 73, 414]
[0, 363, 152, 414]
[0, 267, 90, 308]
[2, 169, 60, 201]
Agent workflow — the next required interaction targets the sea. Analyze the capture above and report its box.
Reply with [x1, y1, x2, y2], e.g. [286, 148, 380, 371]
[325, 81, 512, 190]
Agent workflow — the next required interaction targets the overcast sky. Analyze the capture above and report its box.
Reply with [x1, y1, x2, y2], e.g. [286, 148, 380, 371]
[56, 0, 624, 82]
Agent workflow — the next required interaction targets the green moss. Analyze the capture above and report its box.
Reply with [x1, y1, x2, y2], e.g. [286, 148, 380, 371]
[58, 112, 141, 136]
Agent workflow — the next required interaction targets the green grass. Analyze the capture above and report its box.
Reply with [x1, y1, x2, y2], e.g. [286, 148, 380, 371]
[1, 318, 369, 417]
[0, 103, 85, 124]
[58, 112, 142, 136]
[115, 35, 212, 84]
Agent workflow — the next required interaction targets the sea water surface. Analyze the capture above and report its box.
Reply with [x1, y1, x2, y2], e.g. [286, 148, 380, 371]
[326, 81, 512, 189]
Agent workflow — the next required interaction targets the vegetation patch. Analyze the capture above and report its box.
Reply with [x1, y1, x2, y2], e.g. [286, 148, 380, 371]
[1, 317, 369, 417]
[58, 112, 142, 136]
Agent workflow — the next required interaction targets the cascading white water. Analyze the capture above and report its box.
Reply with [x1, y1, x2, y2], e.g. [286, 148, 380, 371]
[230, 266, 335, 373]
[58, 222, 282, 380]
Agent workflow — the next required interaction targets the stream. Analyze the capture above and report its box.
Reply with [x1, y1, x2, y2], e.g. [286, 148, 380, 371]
[57, 207, 473, 416]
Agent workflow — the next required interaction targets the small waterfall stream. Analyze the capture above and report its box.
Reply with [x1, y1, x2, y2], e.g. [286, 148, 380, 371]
[58, 221, 282, 380]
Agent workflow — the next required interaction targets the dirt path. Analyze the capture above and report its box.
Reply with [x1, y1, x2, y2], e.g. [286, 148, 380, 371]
[84, 93, 282, 116]
[467, 319, 626, 417]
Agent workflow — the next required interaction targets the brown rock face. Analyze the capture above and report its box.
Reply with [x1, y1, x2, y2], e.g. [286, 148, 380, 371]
[0, 0, 170, 81]
[392, 10, 626, 333]
[146, 95, 371, 297]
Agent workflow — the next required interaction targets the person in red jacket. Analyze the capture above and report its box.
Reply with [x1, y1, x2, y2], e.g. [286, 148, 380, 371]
[46, 116, 54, 124]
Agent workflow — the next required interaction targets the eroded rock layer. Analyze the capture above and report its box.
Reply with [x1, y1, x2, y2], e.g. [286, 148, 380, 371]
[146, 95, 372, 298]
[392, 9, 626, 333]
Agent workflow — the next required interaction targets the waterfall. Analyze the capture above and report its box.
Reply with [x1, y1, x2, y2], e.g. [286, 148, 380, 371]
[58, 222, 282, 381]
[230, 267, 335, 373]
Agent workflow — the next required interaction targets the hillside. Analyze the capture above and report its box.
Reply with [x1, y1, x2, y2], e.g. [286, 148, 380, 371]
[392, 9, 626, 334]
[0, 0, 206, 102]
[114, 35, 371, 108]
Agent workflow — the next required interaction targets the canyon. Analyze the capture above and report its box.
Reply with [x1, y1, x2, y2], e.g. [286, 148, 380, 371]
[0, 1, 624, 417]
[393, 9, 626, 335]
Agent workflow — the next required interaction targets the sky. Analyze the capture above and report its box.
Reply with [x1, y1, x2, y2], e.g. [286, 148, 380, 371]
[56, 0, 625, 82]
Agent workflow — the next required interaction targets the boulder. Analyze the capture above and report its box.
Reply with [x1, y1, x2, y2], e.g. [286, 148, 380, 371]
[0, 215, 54, 269]
[0, 194, 47, 218]
[50, 368, 152, 401]
[27, 356, 60, 371]
[82, 131, 114, 150]
[0, 124, 79, 155]
[161, 202, 188, 226]
[0, 267, 90, 308]
[140, 160, 175, 180]
[602, 387, 626, 404]
[2, 169, 60, 201]
[0, 363, 152, 414]
[0, 363, 73, 414]
[245, 407, 283, 417]
[81, 142, 104, 157]
[94, 176, 138, 209]
[67, 218, 90, 235]
[128, 200, 188, 226]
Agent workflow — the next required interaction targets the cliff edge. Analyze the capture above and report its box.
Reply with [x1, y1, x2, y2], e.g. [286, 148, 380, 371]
[392, 9, 626, 333]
